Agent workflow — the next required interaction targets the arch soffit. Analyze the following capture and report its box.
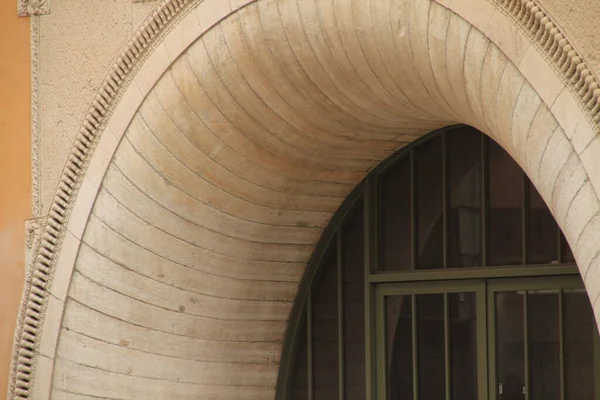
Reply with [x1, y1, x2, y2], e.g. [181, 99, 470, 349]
[10, 0, 600, 398]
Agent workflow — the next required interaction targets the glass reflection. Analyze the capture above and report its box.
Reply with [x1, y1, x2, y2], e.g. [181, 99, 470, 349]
[450, 292, 478, 400]
[528, 291, 560, 400]
[527, 182, 558, 264]
[417, 294, 445, 397]
[447, 128, 482, 268]
[380, 157, 412, 272]
[496, 291, 525, 399]
[415, 137, 444, 269]
[386, 295, 414, 400]
[564, 290, 599, 399]
[312, 246, 339, 399]
[488, 140, 524, 266]
[343, 201, 366, 399]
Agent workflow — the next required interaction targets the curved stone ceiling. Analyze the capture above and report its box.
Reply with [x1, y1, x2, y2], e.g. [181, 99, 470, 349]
[11, 0, 600, 399]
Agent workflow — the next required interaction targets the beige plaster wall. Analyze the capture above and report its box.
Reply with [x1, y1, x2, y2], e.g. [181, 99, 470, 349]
[37, 0, 158, 217]
[537, 0, 600, 75]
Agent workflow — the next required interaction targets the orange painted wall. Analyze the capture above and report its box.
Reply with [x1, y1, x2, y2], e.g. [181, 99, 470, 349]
[0, 2, 31, 397]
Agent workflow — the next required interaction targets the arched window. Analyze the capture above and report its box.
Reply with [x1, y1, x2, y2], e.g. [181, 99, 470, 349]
[278, 126, 600, 400]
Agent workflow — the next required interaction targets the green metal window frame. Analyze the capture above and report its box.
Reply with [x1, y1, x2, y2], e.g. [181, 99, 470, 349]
[275, 125, 592, 400]
[485, 276, 600, 400]
[374, 276, 600, 400]
[374, 279, 488, 400]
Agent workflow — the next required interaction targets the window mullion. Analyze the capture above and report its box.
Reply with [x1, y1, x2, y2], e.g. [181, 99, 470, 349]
[481, 133, 488, 267]
[442, 134, 448, 269]
[444, 292, 451, 400]
[337, 232, 344, 400]
[524, 291, 530, 400]
[307, 291, 313, 400]
[412, 293, 419, 400]
[410, 150, 417, 270]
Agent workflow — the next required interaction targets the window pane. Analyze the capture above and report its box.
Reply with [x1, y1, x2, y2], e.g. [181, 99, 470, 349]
[342, 201, 366, 399]
[387, 295, 414, 400]
[564, 290, 599, 399]
[380, 157, 412, 272]
[496, 291, 525, 399]
[417, 294, 446, 398]
[450, 292, 478, 400]
[528, 291, 560, 400]
[312, 246, 339, 400]
[288, 309, 308, 399]
[561, 233, 576, 263]
[416, 137, 444, 269]
[527, 182, 558, 264]
[447, 128, 482, 268]
[488, 140, 524, 266]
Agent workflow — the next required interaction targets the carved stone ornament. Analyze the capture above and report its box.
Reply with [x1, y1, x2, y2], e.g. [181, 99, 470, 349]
[18, 0, 50, 16]
[24, 219, 42, 251]
[24, 218, 45, 273]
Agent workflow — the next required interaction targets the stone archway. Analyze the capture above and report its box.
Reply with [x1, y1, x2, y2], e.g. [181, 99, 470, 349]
[9, 0, 600, 398]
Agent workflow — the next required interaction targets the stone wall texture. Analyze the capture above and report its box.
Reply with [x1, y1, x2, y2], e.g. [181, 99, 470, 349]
[11, 0, 600, 399]
[537, 0, 600, 75]
[36, 0, 159, 216]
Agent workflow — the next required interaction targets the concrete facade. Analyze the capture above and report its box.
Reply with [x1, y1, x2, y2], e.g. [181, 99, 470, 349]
[7, 0, 600, 399]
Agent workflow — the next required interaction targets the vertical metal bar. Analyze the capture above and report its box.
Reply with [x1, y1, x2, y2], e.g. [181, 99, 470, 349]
[410, 150, 417, 270]
[375, 291, 387, 400]
[523, 175, 529, 265]
[371, 175, 380, 274]
[442, 134, 448, 269]
[365, 282, 375, 400]
[364, 178, 373, 275]
[480, 284, 491, 400]
[444, 293, 451, 400]
[524, 291, 530, 400]
[558, 290, 565, 400]
[364, 178, 376, 400]
[337, 232, 344, 400]
[488, 289, 497, 400]
[481, 133, 488, 267]
[307, 291, 313, 400]
[412, 294, 419, 400]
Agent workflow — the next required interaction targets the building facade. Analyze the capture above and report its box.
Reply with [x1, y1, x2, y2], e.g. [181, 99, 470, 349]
[2, 0, 600, 398]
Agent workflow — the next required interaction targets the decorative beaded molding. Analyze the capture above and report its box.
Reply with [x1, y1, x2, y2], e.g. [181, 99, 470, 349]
[30, 16, 41, 218]
[8, 0, 600, 398]
[17, 0, 50, 16]
[496, 0, 600, 126]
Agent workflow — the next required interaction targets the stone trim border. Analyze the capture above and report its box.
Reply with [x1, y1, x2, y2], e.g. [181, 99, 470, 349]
[30, 15, 41, 218]
[17, 0, 49, 17]
[8, 0, 600, 398]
